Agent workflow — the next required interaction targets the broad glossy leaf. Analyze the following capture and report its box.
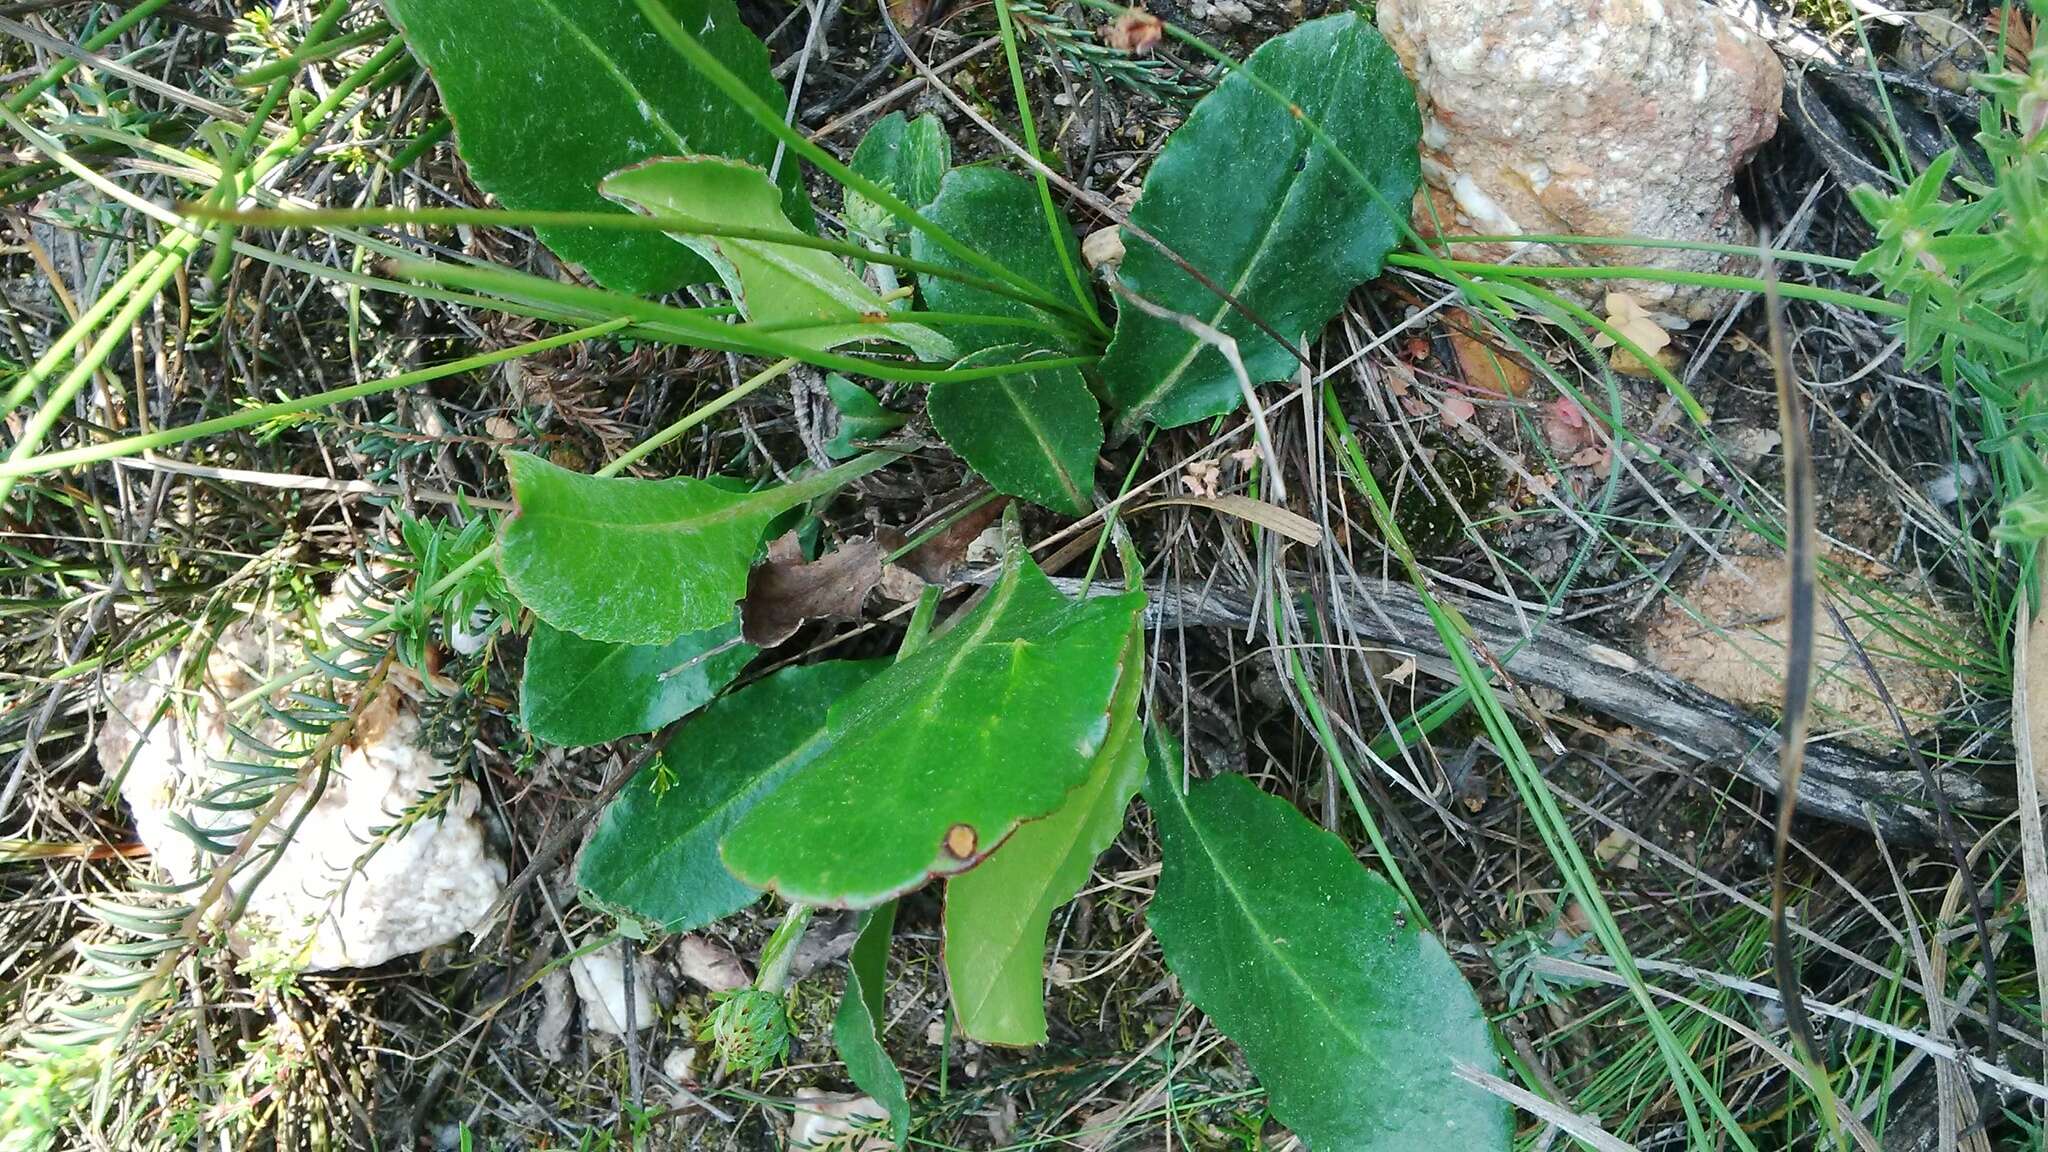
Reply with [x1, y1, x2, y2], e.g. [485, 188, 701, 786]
[576, 660, 883, 930]
[928, 346, 1100, 518]
[846, 112, 950, 251]
[384, 0, 808, 294]
[721, 543, 1145, 906]
[498, 451, 882, 646]
[832, 902, 910, 1142]
[912, 164, 1091, 355]
[1100, 13, 1419, 432]
[603, 157, 951, 359]
[522, 619, 755, 746]
[1144, 738, 1508, 1151]
[823, 374, 908, 460]
[943, 629, 1143, 1045]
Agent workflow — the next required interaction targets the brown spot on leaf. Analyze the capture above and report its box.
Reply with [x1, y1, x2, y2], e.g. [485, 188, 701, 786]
[944, 823, 978, 859]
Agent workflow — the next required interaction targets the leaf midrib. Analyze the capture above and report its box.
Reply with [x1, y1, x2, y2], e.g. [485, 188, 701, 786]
[1117, 25, 1366, 425]
[1164, 779, 1392, 1085]
[530, 0, 690, 155]
[995, 371, 1088, 512]
[604, 721, 832, 896]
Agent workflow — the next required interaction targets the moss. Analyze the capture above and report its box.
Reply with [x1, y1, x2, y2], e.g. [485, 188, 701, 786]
[1360, 432, 1500, 559]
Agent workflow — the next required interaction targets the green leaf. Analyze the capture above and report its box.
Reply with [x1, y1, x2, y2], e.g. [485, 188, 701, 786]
[576, 660, 884, 931]
[498, 451, 884, 647]
[384, 0, 809, 295]
[521, 619, 754, 747]
[832, 902, 910, 1142]
[823, 375, 908, 460]
[912, 164, 1091, 355]
[1100, 13, 1419, 432]
[1143, 736, 1508, 1152]
[846, 112, 950, 251]
[721, 542, 1145, 906]
[928, 347, 1100, 517]
[943, 629, 1143, 1045]
[603, 157, 952, 360]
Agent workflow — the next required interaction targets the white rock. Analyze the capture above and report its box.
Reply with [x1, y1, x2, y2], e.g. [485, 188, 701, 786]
[661, 1046, 697, 1086]
[96, 613, 505, 972]
[790, 1089, 891, 1150]
[1379, 0, 1783, 319]
[569, 941, 667, 1035]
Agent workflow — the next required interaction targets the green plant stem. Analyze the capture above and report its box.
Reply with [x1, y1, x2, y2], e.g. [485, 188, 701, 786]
[1276, 627, 1423, 920]
[196, 204, 1101, 330]
[883, 490, 1001, 564]
[755, 903, 814, 995]
[622, 0, 1103, 334]
[233, 20, 394, 87]
[990, 0, 1101, 327]
[1329, 438, 1760, 1152]
[0, 320, 630, 482]
[394, 255, 1101, 384]
[3, 0, 175, 113]
[1389, 253, 2030, 358]
[0, 38, 410, 504]
[389, 116, 453, 171]
[1417, 232, 1861, 270]
[599, 357, 796, 477]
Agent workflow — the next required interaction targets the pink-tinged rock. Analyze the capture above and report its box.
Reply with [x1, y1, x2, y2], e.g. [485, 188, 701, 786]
[1379, 0, 1783, 320]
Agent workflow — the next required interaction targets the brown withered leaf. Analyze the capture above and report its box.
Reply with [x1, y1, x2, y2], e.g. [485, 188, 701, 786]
[896, 496, 1010, 583]
[888, 0, 931, 31]
[1101, 7, 1163, 53]
[1447, 330, 1531, 397]
[741, 533, 883, 647]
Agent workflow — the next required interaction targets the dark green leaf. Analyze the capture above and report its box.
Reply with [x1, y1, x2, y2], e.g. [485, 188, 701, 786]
[384, 0, 808, 294]
[521, 619, 754, 747]
[576, 660, 884, 931]
[603, 157, 951, 359]
[1143, 736, 1508, 1151]
[928, 347, 1100, 517]
[912, 164, 1091, 355]
[497, 451, 883, 646]
[721, 541, 1145, 906]
[832, 902, 910, 1142]
[846, 112, 950, 251]
[943, 630, 1143, 1045]
[1101, 13, 1419, 431]
[823, 375, 908, 460]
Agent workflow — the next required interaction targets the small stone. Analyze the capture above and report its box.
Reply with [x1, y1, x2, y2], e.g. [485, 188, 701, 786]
[661, 1046, 698, 1087]
[1380, 0, 1783, 320]
[1100, 8, 1164, 55]
[1081, 225, 1126, 271]
[536, 969, 575, 1061]
[570, 942, 669, 1035]
[446, 606, 496, 656]
[1189, 0, 1254, 28]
